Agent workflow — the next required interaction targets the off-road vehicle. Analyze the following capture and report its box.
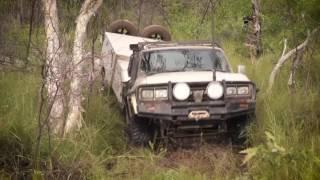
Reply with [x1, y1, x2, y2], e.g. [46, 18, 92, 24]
[101, 25, 256, 146]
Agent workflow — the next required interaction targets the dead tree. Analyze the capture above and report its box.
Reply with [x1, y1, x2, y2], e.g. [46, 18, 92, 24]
[65, 0, 103, 134]
[137, 0, 144, 30]
[244, 0, 262, 63]
[288, 47, 305, 89]
[42, 0, 66, 134]
[25, 0, 37, 66]
[268, 28, 319, 92]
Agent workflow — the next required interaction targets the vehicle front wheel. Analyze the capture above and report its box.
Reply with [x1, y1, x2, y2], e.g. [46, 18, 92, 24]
[126, 112, 153, 146]
[227, 116, 252, 145]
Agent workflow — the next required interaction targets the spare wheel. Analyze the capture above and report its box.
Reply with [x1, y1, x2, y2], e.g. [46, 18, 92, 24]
[108, 19, 139, 36]
[141, 25, 171, 41]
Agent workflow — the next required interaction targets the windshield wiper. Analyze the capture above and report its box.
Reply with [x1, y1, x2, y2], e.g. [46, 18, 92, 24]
[145, 68, 225, 75]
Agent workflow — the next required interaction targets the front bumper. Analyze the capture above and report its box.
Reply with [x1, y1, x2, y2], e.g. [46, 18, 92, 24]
[136, 98, 256, 122]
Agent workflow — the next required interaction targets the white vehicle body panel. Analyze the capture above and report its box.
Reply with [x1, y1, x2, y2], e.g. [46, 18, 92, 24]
[135, 71, 249, 87]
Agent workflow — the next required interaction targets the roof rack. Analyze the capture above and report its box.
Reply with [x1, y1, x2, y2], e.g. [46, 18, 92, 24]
[129, 41, 221, 51]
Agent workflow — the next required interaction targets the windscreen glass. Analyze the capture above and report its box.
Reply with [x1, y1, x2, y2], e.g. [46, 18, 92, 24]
[141, 49, 230, 74]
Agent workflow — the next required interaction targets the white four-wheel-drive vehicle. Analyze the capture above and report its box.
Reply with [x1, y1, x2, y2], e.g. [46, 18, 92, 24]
[101, 26, 256, 146]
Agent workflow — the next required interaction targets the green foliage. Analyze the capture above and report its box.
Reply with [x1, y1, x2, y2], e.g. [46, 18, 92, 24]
[1, 0, 320, 179]
[239, 52, 320, 180]
[222, 27, 320, 178]
[0, 72, 39, 178]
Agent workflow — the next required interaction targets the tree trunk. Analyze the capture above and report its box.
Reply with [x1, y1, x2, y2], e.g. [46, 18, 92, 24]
[64, 0, 103, 135]
[137, 0, 144, 31]
[245, 0, 262, 62]
[288, 47, 305, 89]
[42, 0, 65, 135]
[252, 0, 262, 55]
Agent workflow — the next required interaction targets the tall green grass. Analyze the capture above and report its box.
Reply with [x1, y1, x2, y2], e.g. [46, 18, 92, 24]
[0, 71, 39, 179]
[0, 72, 124, 179]
[224, 39, 320, 179]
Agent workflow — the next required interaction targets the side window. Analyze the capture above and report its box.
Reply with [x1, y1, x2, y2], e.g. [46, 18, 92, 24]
[216, 51, 230, 72]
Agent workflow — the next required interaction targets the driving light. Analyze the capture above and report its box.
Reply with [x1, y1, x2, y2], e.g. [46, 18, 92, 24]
[173, 83, 190, 101]
[207, 82, 224, 99]
[155, 89, 168, 99]
[141, 89, 154, 99]
[226, 87, 237, 95]
[237, 86, 249, 95]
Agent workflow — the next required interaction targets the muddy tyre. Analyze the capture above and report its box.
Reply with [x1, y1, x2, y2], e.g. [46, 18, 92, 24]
[127, 119, 153, 146]
[125, 109, 153, 146]
[108, 19, 139, 36]
[227, 117, 250, 145]
[141, 25, 171, 41]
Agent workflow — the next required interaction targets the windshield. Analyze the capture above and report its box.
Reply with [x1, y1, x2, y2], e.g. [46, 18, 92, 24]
[141, 49, 230, 74]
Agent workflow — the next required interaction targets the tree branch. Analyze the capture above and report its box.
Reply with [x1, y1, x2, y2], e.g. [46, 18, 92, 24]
[268, 28, 319, 92]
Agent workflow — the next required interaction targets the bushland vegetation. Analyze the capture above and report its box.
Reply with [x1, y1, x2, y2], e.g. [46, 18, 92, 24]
[0, 0, 319, 179]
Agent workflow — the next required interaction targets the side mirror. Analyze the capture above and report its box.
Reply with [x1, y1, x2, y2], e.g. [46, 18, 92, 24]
[237, 65, 246, 74]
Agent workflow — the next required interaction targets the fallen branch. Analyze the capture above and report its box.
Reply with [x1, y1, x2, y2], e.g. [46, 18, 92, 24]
[288, 47, 305, 88]
[267, 28, 318, 92]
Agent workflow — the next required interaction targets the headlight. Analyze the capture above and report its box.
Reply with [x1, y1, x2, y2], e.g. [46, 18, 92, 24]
[226, 85, 250, 96]
[141, 89, 154, 100]
[237, 86, 249, 95]
[173, 83, 190, 101]
[155, 89, 168, 99]
[207, 82, 224, 99]
[140, 88, 168, 100]
[226, 87, 237, 95]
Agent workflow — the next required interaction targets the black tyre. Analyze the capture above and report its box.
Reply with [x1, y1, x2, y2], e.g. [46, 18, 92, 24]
[227, 116, 252, 145]
[108, 19, 139, 36]
[141, 25, 171, 41]
[125, 110, 153, 146]
[127, 120, 152, 146]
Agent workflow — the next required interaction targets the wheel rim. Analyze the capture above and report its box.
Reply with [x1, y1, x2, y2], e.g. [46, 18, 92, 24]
[116, 27, 129, 35]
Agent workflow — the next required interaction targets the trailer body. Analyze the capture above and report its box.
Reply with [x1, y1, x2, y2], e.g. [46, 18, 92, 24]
[101, 32, 157, 103]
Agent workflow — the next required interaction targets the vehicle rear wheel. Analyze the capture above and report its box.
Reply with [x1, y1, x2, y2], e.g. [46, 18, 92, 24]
[141, 25, 171, 41]
[108, 19, 139, 36]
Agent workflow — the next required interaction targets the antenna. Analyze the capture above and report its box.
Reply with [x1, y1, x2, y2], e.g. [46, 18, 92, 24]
[212, 68, 216, 81]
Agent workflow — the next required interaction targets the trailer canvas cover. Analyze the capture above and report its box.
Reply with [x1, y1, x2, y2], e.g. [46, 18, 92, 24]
[101, 32, 157, 102]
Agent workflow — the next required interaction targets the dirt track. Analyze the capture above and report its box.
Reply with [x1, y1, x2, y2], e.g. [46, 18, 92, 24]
[159, 144, 247, 177]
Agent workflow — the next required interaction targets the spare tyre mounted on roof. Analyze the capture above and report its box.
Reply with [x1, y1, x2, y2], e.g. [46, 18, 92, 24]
[108, 19, 139, 36]
[141, 25, 171, 41]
